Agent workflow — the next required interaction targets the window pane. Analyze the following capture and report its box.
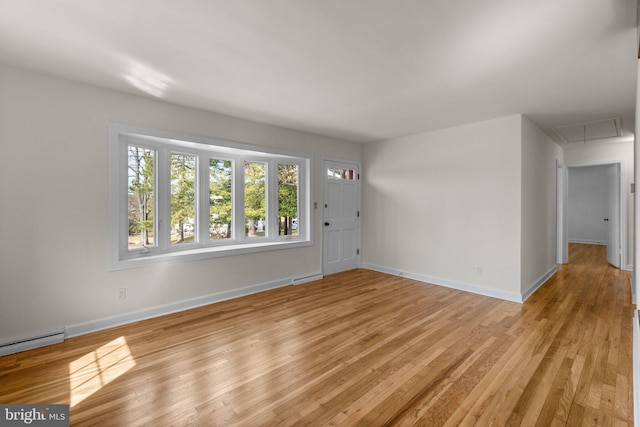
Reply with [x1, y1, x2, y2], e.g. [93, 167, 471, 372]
[244, 161, 266, 238]
[278, 164, 298, 236]
[128, 146, 155, 249]
[171, 153, 197, 245]
[328, 168, 355, 180]
[209, 159, 233, 240]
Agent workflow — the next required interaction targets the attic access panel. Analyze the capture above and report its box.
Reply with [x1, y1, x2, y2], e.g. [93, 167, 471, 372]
[553, 118, 622, 143]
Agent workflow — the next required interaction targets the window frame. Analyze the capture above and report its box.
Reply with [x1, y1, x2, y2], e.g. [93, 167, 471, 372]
[109, 124, 312, 270]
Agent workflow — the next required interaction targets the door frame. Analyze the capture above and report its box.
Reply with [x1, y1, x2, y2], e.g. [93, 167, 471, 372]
[556, 160, 568, 264]
[557, 160, 627, 269]
[322, 157, 362, 275]
[606, 163, 622, 267]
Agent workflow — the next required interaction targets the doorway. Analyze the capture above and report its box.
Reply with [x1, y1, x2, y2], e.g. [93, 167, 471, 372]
[322, 159, 361, 275]
[557, 162, 624, 268]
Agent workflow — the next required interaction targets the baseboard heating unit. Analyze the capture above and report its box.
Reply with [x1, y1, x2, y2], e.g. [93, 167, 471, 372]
[0, 329, 65, 357]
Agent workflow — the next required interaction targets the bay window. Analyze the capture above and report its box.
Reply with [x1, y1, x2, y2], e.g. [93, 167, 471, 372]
[110, 125, 311, 270]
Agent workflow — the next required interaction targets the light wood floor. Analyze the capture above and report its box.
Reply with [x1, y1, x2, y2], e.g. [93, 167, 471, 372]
[0, 243, 633, 426]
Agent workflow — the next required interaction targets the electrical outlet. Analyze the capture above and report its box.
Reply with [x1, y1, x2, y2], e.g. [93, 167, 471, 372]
[476, 266, 483, 275]
[117, 288, 126, 301]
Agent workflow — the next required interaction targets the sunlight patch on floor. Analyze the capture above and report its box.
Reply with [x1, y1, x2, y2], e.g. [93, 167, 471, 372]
[69, 336, 136, 407]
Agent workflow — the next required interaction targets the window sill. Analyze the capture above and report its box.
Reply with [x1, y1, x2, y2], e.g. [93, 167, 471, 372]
[111, 239, 312, 271]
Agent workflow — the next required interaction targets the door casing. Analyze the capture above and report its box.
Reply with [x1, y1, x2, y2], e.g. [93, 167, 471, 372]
[557, 160, 626, 269]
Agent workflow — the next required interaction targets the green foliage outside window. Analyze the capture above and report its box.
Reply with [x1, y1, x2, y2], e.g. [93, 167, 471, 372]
[210, 159, 233, 239]
[244, 162, 266, 237]
[278, 164, 298, 235]
[171, 153, 196, 244]
[128, 146, 155, 248]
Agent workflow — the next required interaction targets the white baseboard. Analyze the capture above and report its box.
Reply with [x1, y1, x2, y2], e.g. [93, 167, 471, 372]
[361, 263, 523, 303]
[0, 272, 321, 356]
[568, 239, 606, 245]
[521, 265, 558, 302]
[0, 329, 65, 357]
[66, 273, 320, 339]
[292, 273, 323, 285]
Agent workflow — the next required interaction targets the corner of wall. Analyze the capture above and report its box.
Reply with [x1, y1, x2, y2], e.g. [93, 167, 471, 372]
[520, 117, 562, 294]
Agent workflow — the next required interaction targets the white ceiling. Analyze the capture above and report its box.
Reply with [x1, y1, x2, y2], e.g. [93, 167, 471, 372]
[0, 0, 637, 144]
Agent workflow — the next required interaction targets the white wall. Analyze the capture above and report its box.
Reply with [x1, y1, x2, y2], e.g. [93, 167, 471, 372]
[564, 140, 634, 269]
[0, 64, 362, 343]
[567, 166, 609, 244]
[630, 59, 639, 425]
[362, 115, 523, 299]
[520, 116, 563, 294]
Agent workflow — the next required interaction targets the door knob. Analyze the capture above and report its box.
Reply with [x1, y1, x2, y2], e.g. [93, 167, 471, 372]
[324, 222, 330, 226]
[604, 218, 609, 222]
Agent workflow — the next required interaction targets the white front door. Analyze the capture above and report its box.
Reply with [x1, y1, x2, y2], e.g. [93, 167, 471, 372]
[323, 160, 360, 275]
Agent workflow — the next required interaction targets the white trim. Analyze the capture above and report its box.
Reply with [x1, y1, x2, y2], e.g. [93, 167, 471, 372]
[633, 310, 640, 427]
[65, 274, 316, 338]
[521, 265, 558, 302]
[566, 160, 628, 270]
[111, 123, 312, 159]
[362, 264, 523, 303]
[292, 273, 323, 285]
[111, 240, 313, 271]
[0, 330, 65, 357]
[557, 160, 568, 264]
[568, 239, 607, 245]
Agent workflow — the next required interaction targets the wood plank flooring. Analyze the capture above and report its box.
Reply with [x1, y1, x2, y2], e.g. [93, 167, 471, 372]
[0, 243, 633, 426]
